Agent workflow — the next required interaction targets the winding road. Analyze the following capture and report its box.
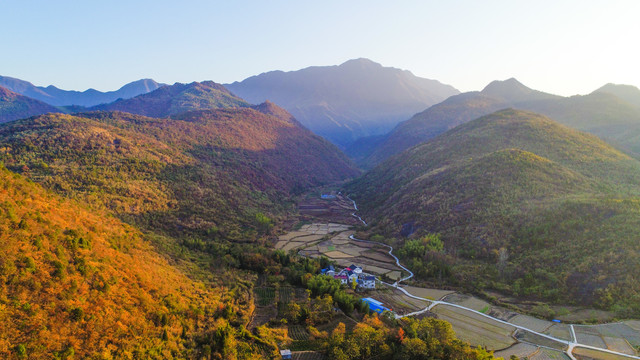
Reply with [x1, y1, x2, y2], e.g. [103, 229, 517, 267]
[345, 196, 640, 360]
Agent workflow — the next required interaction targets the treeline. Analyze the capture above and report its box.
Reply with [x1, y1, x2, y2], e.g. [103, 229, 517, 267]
[319, 315, 498, 360]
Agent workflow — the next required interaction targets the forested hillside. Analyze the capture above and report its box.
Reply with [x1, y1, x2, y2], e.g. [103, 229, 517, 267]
[347, 109, 640, 315]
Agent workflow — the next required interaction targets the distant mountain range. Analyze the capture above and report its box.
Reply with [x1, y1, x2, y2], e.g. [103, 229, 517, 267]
[0, 76, 163, 106]
[0, 85, 59, 122]
[226, 58, 459, 148]
[347, 109, 640, 310]
[361, 78, 640, 166]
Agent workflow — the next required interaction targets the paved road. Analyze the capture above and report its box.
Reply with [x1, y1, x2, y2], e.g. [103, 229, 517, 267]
[346, 197, 640, 360]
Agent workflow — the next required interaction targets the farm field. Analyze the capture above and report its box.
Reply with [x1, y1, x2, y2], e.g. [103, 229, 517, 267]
[280, 220, 404, 279]
[494, 342, 539, 359]
[431, 304, 516, 350]
[573, 347, 632, 360]
[402, 285, 454, 301]
[289, 325, 310, 341]
[509, 314, 553, 333]
[514, 329, 567, 351]
[291, 351, 326, 360]
[543, 323, 572, 342]
[574, 323, 640, 355]
[368, 289, 431, 315]
[531, 348, 572, 360]
[442, 293, 492, 312]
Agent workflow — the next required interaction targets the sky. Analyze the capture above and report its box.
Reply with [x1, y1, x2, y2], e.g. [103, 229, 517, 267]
[1, 0, 639, 96]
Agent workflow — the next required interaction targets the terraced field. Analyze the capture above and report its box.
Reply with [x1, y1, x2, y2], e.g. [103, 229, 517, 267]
[291, 351, 325, 360]
[575, 323, 640, 355]
[289, 325, 310, 341]
[431, 304, 517, 350]
[402, 285, 454, 301]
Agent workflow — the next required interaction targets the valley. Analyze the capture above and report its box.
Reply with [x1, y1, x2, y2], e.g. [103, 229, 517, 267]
[283, 193, 640, 360]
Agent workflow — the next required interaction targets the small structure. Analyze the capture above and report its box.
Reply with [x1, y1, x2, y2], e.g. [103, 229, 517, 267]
[280, 349, 292, 359]
[345, 270, 358, 284]
[361, 298, 391, 314]
[334, 274, 348, 284]
[321, 194, 336, 199]
[359, 275, 376, 289]
[348, 264, 362, 275]
[321, 265, 336, 276]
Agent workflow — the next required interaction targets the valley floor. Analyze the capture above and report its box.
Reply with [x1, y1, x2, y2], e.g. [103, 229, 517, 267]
[281, 193, 640, 360]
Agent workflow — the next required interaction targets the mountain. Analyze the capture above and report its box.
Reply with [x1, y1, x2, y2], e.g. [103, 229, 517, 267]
[0, 86, 60, 123]
[92, 81, 250, 117]
[225, 58, 459, 148]
[0, 105, 358, 245]
[364, 78, 640, 166]
[594, 83, 640, 108]
[347, 109, 640, 313]
[0, 164, 265, 358]
[0, 76, 163, 106]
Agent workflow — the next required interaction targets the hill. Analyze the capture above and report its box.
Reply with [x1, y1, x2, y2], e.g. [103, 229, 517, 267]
[225, 58, 459, 148]
[594, 83, 640, 108]
[346, 109, 640, 314]
[0, 106, 358, 245]
[0, 76, 162, 106]
[0, 165, 268, 359]
[92, 81, 250, 117]
[0, 86, 60, 123]
[364, 79, 640, 166]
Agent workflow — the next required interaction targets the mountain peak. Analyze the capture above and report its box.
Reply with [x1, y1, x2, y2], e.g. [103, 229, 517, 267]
[481, 78, 559, 103]
[593, 83, 640, 108]
[339, 58, 382, 68]
[481, 78, 530, 95]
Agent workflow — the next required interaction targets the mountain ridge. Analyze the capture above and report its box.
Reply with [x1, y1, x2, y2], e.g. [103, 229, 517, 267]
[0, 76, 163, 106]
[225, 58, 460, 148]
[0, 85, 60, 123]
[362, 78, 640, 166]
[91, 81, 250, 117]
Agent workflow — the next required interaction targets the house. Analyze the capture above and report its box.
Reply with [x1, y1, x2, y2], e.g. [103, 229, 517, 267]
[360, 275, 376, 289]
[280, 349, 292, 359]
[321, 194, 336, 199]
[334, 274, 348, 284]
[347, 264, 362, 275]
[345, 270, 358, 284]
[321, 265, 336, 276]
[361, 298, 391, 314]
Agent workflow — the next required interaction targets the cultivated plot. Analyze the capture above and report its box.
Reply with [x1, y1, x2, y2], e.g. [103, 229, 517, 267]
[431, 304, 517, 350]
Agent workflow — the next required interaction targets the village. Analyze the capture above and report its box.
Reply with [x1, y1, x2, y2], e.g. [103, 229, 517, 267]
[321, 264, 376, 290]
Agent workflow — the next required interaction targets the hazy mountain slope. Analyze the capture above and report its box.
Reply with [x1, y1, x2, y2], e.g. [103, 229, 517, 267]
[92, 81, 249, 117]
[363, 92, 508, 166]
[0, 106, 358, 243]
[347, 109, 640, 312]
[0, 86, 60, 123]
[594, 83, 640, 108]
[0, 76, 162, 106]
[226, 58, 459, 148]
[0, 165, 264, 359]
[366, 79, 640, 166]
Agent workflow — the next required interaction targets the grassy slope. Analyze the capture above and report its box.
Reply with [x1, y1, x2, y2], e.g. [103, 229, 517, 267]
[0, 165, 262, 359]
[0, 108, 358, 244]
[91, 81, 250, 117]
[347, 109, 640, 313]
[0, 86, 60, 123]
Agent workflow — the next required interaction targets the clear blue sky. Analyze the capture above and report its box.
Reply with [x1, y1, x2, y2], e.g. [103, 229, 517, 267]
[1, 0, 638, 96]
